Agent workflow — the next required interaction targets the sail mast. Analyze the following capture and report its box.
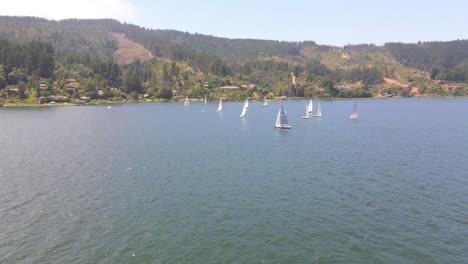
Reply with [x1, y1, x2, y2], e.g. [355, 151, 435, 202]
[217, 99, 223, 112]
[350, 102, 358, 119]
[240, 99, 248, 118]
[314, 101, 322, 117]
[302, 102, 310, 119]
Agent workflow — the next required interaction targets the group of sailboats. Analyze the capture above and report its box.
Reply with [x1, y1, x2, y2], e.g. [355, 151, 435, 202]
[302, 99, 322, 119]
[184, 96, 358, 128]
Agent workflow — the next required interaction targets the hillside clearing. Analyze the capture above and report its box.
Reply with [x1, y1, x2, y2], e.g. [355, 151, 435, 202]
[111, 33, 153, 65]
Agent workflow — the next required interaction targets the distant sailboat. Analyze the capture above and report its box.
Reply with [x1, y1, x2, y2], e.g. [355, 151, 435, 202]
[263, 97, 268, 107]
[307, 99, 313, 113]
[204, 95, 207, 104]
[184, 96, 190, 106]
[240, 98, 248, 118]
[302, 102, 310, 119]
[217, 99, 223, 112]
[314, 101, 322, 118]
[275, 106, 291, 129]
[350, 102, 359, 119]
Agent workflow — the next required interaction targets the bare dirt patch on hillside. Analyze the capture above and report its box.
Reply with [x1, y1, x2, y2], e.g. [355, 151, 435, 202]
[383, 77, 408, 87]
[111, 33, 153, 65]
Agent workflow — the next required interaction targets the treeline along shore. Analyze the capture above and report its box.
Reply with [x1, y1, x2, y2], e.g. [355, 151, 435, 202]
[0, 16, 467, 106]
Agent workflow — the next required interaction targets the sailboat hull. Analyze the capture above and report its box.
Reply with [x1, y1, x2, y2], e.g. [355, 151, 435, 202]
[275, 125, 291, 129]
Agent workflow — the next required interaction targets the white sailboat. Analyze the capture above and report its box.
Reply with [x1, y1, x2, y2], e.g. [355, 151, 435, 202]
[307, 99, 313, 113]
[240, 98, 248, 118]
[350, 102, 359, 119]
[204, 95, 207, 104]
[314, 101, 322, 118]
[184, 96, 190, 106]
[217, 99, 223, 112]
[262, 97, 268, 107]
[275, 106, 291, 129]
[302, 102, 310, 119]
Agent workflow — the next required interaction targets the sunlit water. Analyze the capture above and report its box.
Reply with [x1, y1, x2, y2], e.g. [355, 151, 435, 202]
[1, 98, 467, 263]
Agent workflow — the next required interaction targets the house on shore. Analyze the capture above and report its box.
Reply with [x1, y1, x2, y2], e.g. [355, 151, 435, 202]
[51, 95, 68, 102]
[337, 85, 352, 89]
[443, 85, 463, 91]
[219, 86, 241, 90]
[241, 84, 256, 90]
[66, 87, 78, 93]
[80, 96, 91, 102]
[219, 84, 256, 90]
[39, 84, 47, 90]
[38, 96, 47, 103]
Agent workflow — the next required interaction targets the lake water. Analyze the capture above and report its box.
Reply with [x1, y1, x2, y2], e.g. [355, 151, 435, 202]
[1, 98, 467, 263]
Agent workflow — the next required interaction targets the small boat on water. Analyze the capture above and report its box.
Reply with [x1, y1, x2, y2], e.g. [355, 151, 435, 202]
[107, 106, 112, 109]
[307, 99, 313, 113]
[263, 97, 268, 107]
[184, 96, 190, 106]
[314, 101, 322, 118]
[350, 102, 359, 119]
[302, 102, 310, 119]
[275, 106, 291, 129]
[217, 99, 223, 112]
[240, 98, 248, 118]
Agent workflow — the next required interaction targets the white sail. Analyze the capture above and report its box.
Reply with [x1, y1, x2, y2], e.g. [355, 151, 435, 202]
[314, 101, 322, 117]
[245, 98, 249, 109]
[307, 99, 313, 113]
[217, 99, 223, 112]
[275, 106, 291, 129]
[302, 102, 310, 119]
[275, 108, 282, 127]
[184, 96, 190, 106]
[240, 99, 248, 118]
[204, 95, 207, 104]
[263, 97, 268, 107]
[350, 102, 359, 119]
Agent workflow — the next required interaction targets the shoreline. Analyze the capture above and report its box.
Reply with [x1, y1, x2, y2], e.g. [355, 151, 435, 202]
[2, 95, 466, 108]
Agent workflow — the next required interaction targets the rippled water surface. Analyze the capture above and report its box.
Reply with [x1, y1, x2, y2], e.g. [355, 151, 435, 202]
[1, 98, 467, 263]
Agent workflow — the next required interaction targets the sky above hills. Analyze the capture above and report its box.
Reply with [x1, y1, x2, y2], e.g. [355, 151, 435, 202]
[2, 0, 467, 45]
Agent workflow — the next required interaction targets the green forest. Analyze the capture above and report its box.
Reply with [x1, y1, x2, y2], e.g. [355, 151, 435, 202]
[0, 16, 466, 105]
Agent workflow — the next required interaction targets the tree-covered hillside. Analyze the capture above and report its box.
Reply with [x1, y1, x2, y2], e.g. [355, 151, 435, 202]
[385, 41, 468, 82]
[0, 16, 466, 105]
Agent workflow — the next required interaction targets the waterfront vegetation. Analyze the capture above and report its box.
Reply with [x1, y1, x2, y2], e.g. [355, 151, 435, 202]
[0, 16, 466, 106]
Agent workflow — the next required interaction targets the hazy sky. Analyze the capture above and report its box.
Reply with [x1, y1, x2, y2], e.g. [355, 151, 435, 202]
[2, 0, 467, 45]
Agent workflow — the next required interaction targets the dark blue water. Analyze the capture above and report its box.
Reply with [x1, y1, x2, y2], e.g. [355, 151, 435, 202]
[1, 98, 467, 263]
